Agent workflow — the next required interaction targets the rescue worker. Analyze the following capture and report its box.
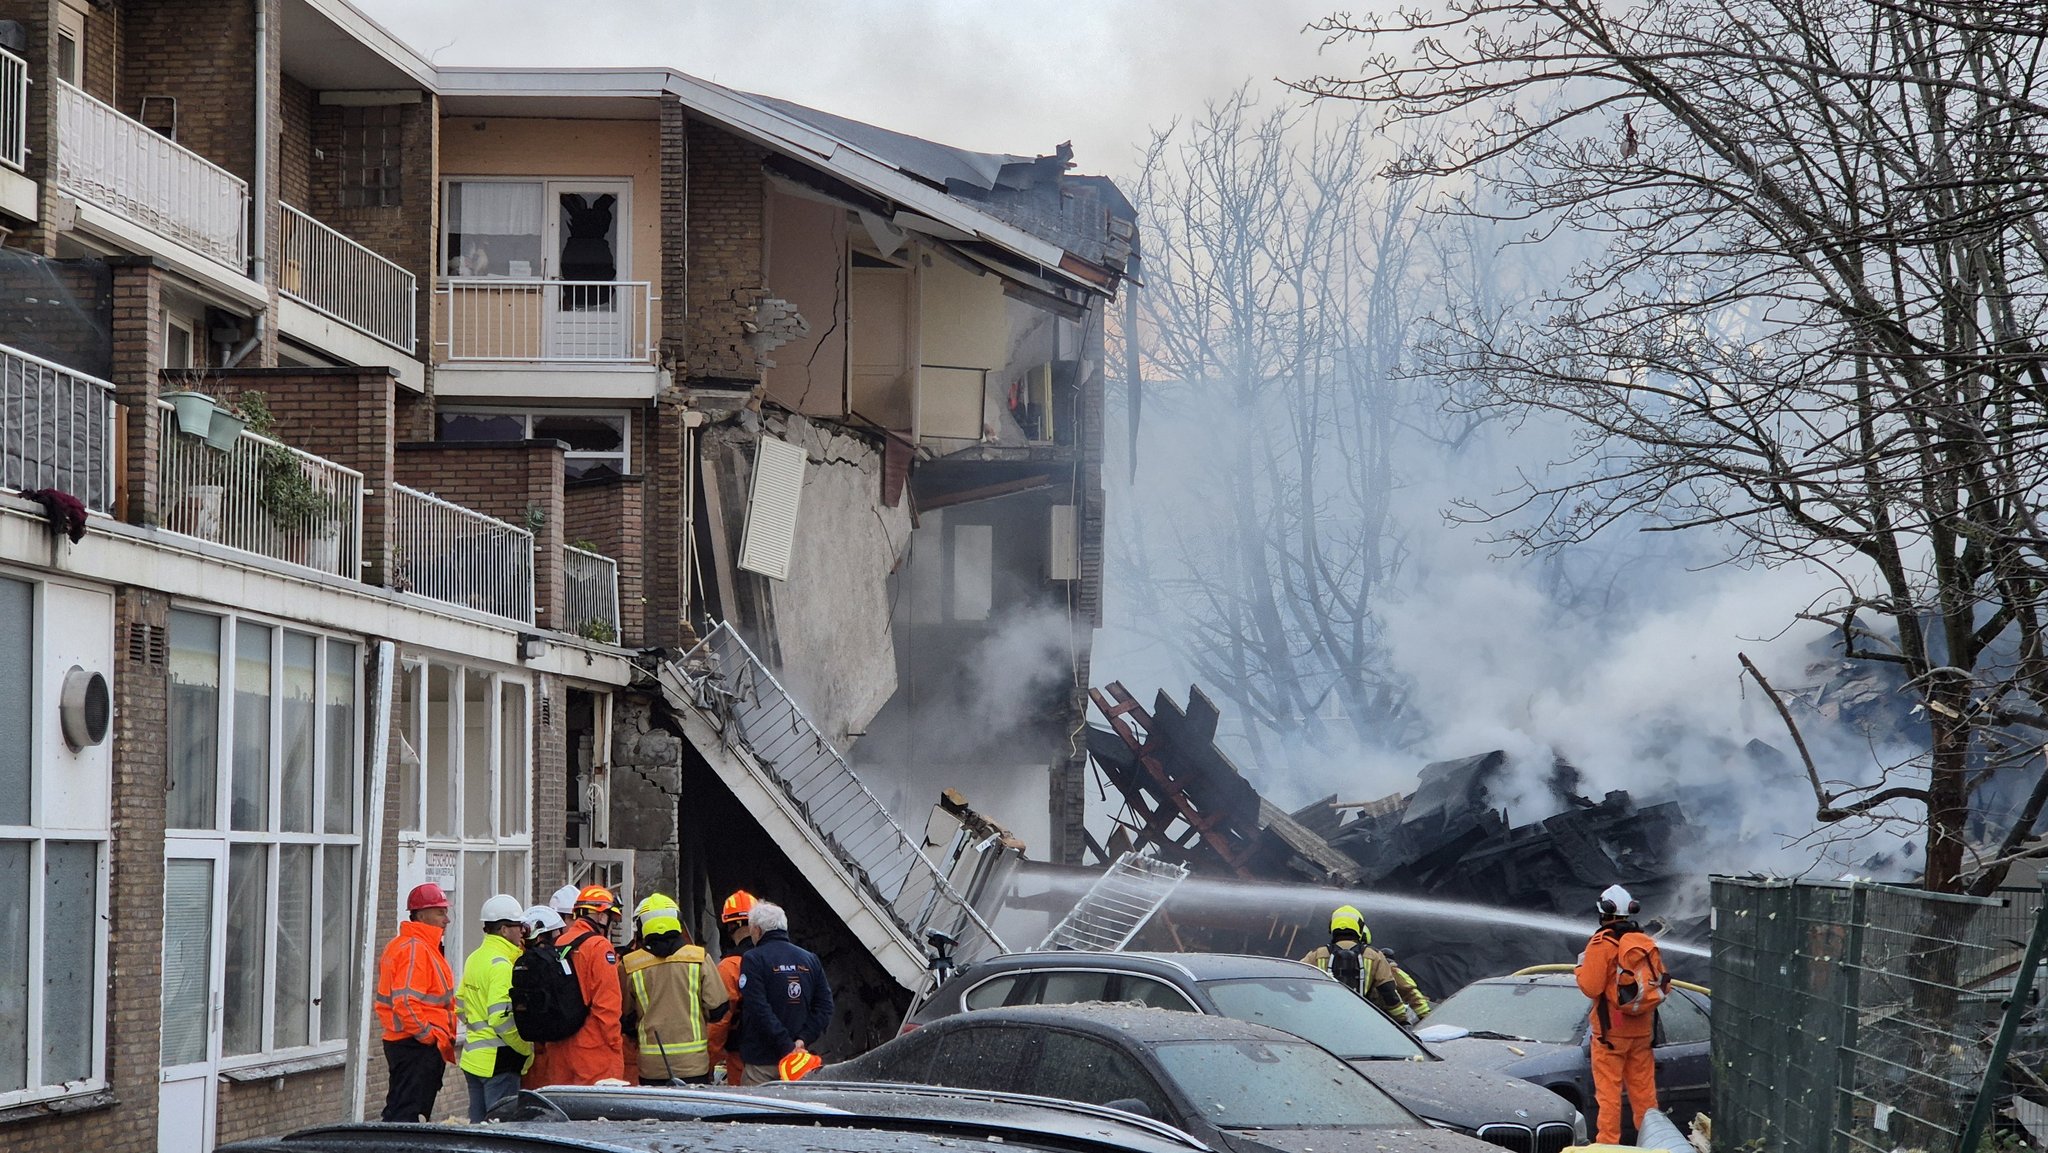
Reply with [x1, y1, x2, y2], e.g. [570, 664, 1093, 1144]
[1376, 946, 1434, 1023]
[549, 883, 581, 918]
[736, 900, 833, 1085]
[1575, 884, 1666, 1144]
[376, 882, 459, 1122]
[705, 889, 758, 1083]
[456, 894, 532, 1121]
[524, 885, 627, 1087]
[621, 892, 731, 1084]
[1300, 905, 1430, 1020]
[515, 904, 567, 1090]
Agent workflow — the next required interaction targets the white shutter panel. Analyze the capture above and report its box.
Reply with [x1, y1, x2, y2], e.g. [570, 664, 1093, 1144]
[738, 436, 808, 581]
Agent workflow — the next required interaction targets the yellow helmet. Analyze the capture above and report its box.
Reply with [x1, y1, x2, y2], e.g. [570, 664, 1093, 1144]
[1330, 904, 1370, 943]
[635, 892, 683, 937]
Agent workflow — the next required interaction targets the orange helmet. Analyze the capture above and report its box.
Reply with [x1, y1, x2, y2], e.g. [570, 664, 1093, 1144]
[721, 889, 757, 925]
[778, 1049, 823, 1080]
[573, 885, 621, 917]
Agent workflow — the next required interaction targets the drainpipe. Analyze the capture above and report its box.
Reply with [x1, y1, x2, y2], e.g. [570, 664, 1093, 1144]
[226, 0, 268, 367]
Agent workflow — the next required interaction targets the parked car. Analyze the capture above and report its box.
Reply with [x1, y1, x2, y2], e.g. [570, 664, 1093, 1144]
[827, 1001, 1524, 1152]
[1417, 968, 1713, 1129]
[904, 950, 1584, 1151]
[218, 1120, 1157, 1153]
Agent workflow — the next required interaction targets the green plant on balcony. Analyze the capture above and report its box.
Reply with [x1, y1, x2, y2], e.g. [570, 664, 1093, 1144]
[576, 617, 619, 645]
[235, 390, 345, 539]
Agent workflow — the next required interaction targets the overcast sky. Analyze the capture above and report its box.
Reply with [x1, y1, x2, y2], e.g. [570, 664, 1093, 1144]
[353, 0, 1347, 179]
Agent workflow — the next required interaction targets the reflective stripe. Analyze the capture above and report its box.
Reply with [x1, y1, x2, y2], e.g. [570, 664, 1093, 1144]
[632, 960, 710, 1058]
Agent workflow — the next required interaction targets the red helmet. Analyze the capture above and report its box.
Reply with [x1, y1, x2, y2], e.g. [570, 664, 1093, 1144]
[406, 882, 450, 911]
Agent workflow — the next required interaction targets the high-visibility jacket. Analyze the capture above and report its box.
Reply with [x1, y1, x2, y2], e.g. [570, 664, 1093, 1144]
[522, 919, 624, 1087]
[622, 941, 730, 1080]
[457, 932, 533, 1077]
[1302, 941, 1431, 1019]
[376, 919, 458, 1062]
[705, 952, 744, 1082]
[1576, 923, 1659, 1041]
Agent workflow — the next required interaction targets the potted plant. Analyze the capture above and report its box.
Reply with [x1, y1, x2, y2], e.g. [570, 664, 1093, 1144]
[160, 389, 218, 439]
[237, 391, 347, 570]
[202, 396, 250, 451]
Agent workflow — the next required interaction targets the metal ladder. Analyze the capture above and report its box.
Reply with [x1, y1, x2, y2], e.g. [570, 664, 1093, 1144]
[1038, 851, 1189, 952]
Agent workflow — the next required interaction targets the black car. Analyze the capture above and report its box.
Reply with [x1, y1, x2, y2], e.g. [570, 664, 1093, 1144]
[904, 950, 1584, 1150]
[217, 1120, 1154, 1153]
[828, 1001, 1514, 1153]
[1418, 969, 1713, 1128]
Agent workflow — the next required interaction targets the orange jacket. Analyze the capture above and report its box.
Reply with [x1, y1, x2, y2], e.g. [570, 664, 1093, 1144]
[1575, 926, 1656, 1040]
[525, 919, 625, 1086]
[705, 952, 745, 1080]
[376, 920, 458, 1061]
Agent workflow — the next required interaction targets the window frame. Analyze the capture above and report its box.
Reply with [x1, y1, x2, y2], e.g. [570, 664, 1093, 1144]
[53, 3, 84, 88]
[440, 176, 634, 283]
[0, 569, 112, 1110]
[436, 406, 633, 480]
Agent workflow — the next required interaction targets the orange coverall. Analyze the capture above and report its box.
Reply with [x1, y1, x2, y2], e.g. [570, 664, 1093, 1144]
[704, 952, 745, 1083]
[375, 919, 458, 1062]
[523, 919, 625, 1087]
[1575, 926, 1659, 1143]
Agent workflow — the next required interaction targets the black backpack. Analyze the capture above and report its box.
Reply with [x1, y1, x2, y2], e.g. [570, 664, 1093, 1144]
[511, 934, 595, 1042]
[1327, 945, 1365, 996]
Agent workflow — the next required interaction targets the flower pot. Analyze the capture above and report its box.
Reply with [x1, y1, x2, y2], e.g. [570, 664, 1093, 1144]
[203, 407, 248, 451]
[162, 391, 217, 438]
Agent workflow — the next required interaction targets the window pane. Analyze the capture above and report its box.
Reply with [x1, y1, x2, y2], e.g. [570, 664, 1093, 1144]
[500, 683, 527, 837]
[325, 641, 357, 834]
[496, 851, 527, 907]
[531, 413, 626, 454]
[0, 578, 30, 826]
[399, 664, 422, 833]
[168, 612, 221, 831]
[42, 841, 96, 1083]
[162, 858, 214, 1067]
[445, 181, 544, 277]
[1660, 993, 1712, 1046]
[426, 664, 453, 836]
[463, 671, 492, 838]
[274, 845, 313, 1049]
[223, 844, 269, 1056]
[0, 841, 27, 1090]
[280, 633, 317, 833]
[1031, 1032, 1173, 1123]
[232, 623, 273, 832]
[320, 847, 354, 1042]
[437, 412, 526, 442]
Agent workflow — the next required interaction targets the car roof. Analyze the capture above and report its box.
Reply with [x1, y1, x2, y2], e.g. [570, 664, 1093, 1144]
[963, 950, 1326, 982]
[949, 1000, 1314, 1044]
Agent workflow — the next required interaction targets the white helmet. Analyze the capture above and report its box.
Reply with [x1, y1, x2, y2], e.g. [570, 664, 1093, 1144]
[522, 904, 566, 935]
[480, 894, 524, 925]
[549, 884, 581, 915]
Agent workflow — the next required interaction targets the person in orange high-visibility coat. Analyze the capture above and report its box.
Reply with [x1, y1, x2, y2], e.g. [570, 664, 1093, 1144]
[376, 884, 459, 1121]
[524, 885, 627, 1087]
[704, 890, 757, 1083]
[1575, 884, 1662, 1144]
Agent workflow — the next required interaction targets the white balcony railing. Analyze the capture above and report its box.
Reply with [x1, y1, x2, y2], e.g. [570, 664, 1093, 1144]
[55, 80, 250, 269]
[0, 46, 25, 172]
[154, 400, 364, 578]
[280, 203, 418, 353]
[562, 544, 620, 642]
[436, 279, 653, 364]
[1, 343, 115, 514]
[390, 483, 534, 623]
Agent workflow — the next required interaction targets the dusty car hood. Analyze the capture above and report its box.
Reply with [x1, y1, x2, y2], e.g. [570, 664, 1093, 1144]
[1356, 1056, 1578, 1128]
[1424, 1033, 1578, 1075]
[1217, 1126, 1492, 1153]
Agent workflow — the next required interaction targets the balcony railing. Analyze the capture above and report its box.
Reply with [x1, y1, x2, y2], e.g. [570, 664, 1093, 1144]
[562, 544, 620, 642]
[389, 483, 534, 623]
[154, 400, 364, 578]
[1, 343, 115, 513]
[55, 80, 249, 269]
[280, 203, 417, 353]
[0, 46, 25, 172]
[436, 279, 653, 364]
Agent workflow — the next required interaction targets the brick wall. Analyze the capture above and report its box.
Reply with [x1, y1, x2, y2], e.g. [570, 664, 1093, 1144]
[0, 0, 53, 251]
[215, 1068, 345, 1146]
[658, 95, 687, 370]
[564, 474, 645, 646]
[81, 0, 120, 106]
[304, 92, 439, 362]
[278, 71, 315, 210]
[120, 0, 258, 192]
[643, 396, 688, 646]
[394, 441, 566, 629]
[682, 117, 766, 386]
[0, 251, 112, 378]
[531, 672, 566, 901]
[108, 258, 164, 525]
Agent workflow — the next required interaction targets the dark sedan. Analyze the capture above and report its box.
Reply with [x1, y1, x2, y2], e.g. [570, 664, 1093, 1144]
[1418, 970, 1713, 1129]
[904, 950, 1584, 1150]
[827, 1001, 1511, 1153]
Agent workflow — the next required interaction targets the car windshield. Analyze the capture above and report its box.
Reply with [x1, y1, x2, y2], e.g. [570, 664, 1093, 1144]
[1152, 1040, 1419, 1130]
[1198, 977, 1426, 1060]
[1429, 981, 1586, 1044]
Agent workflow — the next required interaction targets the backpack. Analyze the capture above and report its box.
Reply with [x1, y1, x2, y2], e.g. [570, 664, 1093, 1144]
[511, 933, 597, 1043]
[1326, 944, 1366, 996]
[1602, 930, 1669, 1025]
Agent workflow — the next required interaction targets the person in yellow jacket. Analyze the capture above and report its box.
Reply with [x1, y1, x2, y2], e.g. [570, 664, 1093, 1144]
[1301, 905, 1431, 1021]
[620, 892, 731, 1084]
[457, 894, 533, 1122]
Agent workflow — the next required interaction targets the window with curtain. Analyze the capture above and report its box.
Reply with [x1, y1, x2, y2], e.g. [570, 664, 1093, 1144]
[444, 181, 544, 278]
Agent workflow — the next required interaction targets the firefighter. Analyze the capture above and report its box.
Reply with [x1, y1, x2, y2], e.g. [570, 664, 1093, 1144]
[1376, 947, 1434, 1023]
[456, 893, 531, 1121]
[736, 900, 833, 1085]
[1300, 905, 1430, 1020]
[376, 883, 459, 1122]
[524, 885, 627, 1087]
[1576, 884, 1667, 1144]
[621, 892, 731, 1084]
[706, 889, 758, 1083]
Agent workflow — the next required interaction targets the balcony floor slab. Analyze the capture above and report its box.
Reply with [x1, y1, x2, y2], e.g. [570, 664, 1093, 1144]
[59, 196, 267, 310]
[278, 296, 425, 391]
[432, 361, 662, 401]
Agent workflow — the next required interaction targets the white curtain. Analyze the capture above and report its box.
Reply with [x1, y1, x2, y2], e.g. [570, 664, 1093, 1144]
[450, 182, 543, 236]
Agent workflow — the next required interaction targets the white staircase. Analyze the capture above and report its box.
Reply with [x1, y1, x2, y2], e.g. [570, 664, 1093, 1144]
[1039, 851, 1189, 952]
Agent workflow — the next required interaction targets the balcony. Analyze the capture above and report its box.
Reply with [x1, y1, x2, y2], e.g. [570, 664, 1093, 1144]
[436, 279, 653, 364]
[562, 544, 620, 642]
[0, 45, 25, 172]
[153, 399, 364, 577]
[389, 483, 535, 623]
[55, 80, 249, 270]
[0, 343, 115, 513]
[280, 203, 417, 353]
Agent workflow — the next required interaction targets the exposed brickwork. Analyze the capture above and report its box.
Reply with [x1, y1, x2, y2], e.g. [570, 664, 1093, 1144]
[302, 91, 439, 363]
[394, 441, 566, 629]
[120, 0, 258, 198]
[643, 396, 688, 646]
[0, 0, 55, 250]
[214, 1068, 345, 1146]
[682, 118, 766, 385]
[531, 671, 566, 895]
[658, 95, 687, 370]
[278, 72, 315, 210]
[564, 475, 645, 646]
[108, 258, 164, 525]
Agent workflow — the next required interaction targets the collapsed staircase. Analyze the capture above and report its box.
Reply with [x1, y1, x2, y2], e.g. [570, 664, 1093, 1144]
[653, 622, 1006, 992]
[1039, 851, 1188, 952]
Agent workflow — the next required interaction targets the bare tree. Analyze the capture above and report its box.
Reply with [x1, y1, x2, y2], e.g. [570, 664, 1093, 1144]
[1298, 0, 2048, 893]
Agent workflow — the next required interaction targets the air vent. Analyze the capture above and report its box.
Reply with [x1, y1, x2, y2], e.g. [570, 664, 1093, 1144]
[60, 666, 111, 750]
[125, 621, 166, 667]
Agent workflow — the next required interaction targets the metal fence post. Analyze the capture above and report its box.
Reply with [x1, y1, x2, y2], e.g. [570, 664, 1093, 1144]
[1832, 882, 1867, 1153]
[1957, 868, 2048, 1153]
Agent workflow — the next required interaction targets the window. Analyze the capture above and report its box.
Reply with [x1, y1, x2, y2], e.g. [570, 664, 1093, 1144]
[1028, 1032, 1172, 1122]
[437, 409, 631, 481]
[928, 1026, 1029, 1092]
[444, 180, 543, 278]
[54, 5, 83, 87]
[1031, 970, 1114, 1006]
[338, 105, 402, 208]
[1117, 976, 1197, 1011]
[1151, 1039, 1413, 1129]
[0, 574, 111, 1107]
[165, 316, 195, 369]
[961, 974, 1020, 1010]
[1658, 992, 1712, 1046]
[167, 609, 361, 1061]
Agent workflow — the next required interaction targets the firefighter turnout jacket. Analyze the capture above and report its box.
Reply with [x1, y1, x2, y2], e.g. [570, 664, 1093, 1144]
[736, 929, 834, 1066]
[622, 937, 730, 1080]
[376, 920, 458, 1062]
[1302, 941, 1431, 1019]
[457, 932, 533, 1077]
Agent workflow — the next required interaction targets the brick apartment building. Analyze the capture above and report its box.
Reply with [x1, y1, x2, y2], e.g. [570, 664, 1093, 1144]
[0, 2, 1132, 1149]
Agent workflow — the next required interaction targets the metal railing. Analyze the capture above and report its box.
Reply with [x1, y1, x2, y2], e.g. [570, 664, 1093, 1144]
[279, 203, 417, 353]
[562, 544, 620, 642]
[660, 622, 1007, 967]
[154, 400, 363, 577]
[55, 80, 249, 269]
[389, 483, 534, 623]
[436, 279, 654, 363]
[1, 342, 115, 514]
[0, 46, 25, 172]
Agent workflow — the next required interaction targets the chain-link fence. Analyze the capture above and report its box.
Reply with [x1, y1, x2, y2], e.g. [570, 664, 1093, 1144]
[1712, 875, 2048, 1152]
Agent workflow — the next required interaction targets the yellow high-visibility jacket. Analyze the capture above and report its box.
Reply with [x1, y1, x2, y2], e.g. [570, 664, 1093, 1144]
[457, 932, 533, 1078]
[622, 943, 729, 1080]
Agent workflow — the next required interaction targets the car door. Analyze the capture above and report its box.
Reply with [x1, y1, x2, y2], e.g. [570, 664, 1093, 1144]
[1020, 1029, 1180, 1127]
[1653, 991, 1714, 1114]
